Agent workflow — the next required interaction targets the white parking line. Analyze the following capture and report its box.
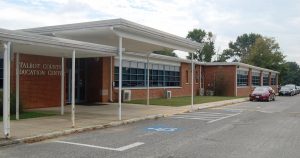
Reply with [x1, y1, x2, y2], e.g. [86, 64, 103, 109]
[213, 108, 245, 112]
[256, 110, 274, 114]
[207, 113, 241, 123]
[173, 113, 231, 118]
[170, 116, 213, 120]
[54, 140, 144, 151]
[170, 111, 241, 123]
[192, 111, 231, 115]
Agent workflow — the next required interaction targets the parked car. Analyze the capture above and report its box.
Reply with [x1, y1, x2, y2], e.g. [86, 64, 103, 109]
[285, 84, 297, 95]
[296, 86, 300, 94]
[249, 86, 276, 102]
[279, 86, 295, 96]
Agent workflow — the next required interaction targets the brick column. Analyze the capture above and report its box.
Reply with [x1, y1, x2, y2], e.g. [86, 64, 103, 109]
[260, 71, 263, 86]
[248, 68, 252, 87]
[269, 72, 272, 86]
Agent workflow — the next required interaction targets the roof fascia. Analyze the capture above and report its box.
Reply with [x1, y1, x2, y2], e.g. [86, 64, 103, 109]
[0, 28, 119, 55]
[203, 62, 279, 73]
[21, 18, 203, 52]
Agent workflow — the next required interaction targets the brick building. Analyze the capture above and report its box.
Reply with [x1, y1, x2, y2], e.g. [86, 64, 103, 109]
[0, 19, 279, 137]
[4, 52, 278, 109]
[0, 19, 279, 110]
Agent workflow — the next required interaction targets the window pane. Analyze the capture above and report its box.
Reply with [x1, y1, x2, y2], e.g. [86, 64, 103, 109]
[130, 61, 138, 68]
[158, 70, 163, 75]
[137, 69, 144, 74]
[137, 62, 144, 69]
[131, 68, 137, 74]
[114, 61, 181, 88]
[114, 67, 119, 73]
[237, 73, 248, 86]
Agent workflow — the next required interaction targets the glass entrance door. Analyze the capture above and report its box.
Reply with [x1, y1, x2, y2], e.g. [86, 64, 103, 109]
[66, 59, 86, 103]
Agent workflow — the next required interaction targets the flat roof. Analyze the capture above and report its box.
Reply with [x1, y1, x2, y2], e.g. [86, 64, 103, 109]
[9, 18, 278, 73]
[21, 18, 203, 53]
[202, 62, 279, 73]
[0, 28, 119, 58]
[121, 52, 279, 73]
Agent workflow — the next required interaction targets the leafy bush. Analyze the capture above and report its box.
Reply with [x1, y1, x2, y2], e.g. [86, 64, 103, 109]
[0, 91, 23, 116]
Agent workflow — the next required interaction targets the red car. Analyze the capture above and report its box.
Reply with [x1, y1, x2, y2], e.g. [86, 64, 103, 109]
[249, 86, 276, 102]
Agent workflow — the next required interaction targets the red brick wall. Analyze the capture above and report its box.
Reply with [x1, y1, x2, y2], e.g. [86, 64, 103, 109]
[202, 65, 236, 96]
[11, 54, 64, 109]
[237, 71, 279, 97]
[99, 57, 113, 102]
[112, 62, 200, 101]
[237, 87, 253, 97]
[10, 54, 279, 107]
[237, 69, 252, 97]
[84, 57, 113, 103]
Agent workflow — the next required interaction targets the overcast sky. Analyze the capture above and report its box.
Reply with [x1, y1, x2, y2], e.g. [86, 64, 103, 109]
[1, 0, 299, 63]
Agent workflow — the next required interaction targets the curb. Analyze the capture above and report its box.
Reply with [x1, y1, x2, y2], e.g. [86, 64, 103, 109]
[0, 139, 21, 147]
[0, 98, 248, 147]
[197, 98, 249, 110]
[0, 114, 164, 147]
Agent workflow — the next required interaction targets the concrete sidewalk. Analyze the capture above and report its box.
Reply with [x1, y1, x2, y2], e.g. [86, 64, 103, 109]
[0, 97, 248, 146]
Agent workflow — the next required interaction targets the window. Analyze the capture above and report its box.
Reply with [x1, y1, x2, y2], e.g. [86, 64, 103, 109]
[114, 61, 145, 87]
[0, 58, 3, 89]
[201, 74, 204, 89]
[263, 73, 270, 86]
[237, 70, 248, 86]
[185, 70, 189, 83]
[164, 65, 180, 86]
[252, 71, 261, 86]
[271, 74, 276, 85]
[195, 71, 199, 83]
[114, 60, 180, 88]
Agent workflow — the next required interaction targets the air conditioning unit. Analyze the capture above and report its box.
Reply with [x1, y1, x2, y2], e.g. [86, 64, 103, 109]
[199, 89, 205, 96]
[164, 90, 172, 99]
[206, 90, 214, 96]
[122, 90, 131, 102]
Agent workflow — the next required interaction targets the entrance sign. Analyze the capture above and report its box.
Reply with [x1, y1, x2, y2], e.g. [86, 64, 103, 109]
[19, 61, 62, 76]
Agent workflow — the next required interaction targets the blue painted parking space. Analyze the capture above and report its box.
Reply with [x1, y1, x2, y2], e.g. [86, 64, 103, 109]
[144, 125, 179, 132]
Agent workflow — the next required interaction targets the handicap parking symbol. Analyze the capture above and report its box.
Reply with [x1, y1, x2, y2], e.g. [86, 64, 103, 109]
[145, 125, 179, 132]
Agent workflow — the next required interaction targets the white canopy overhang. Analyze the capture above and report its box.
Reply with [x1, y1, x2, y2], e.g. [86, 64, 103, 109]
[21, 18, 203, 53]
[1, 27, 122, 138]
[0, 28, 119, 58]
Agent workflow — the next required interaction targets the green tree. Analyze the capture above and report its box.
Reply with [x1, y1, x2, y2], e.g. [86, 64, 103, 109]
[281, 62, 300, 85]
[245, 37, 285, 70]
[220, 33, 261, 62]
[186, 29, 215, 62]
[216, 49, 235, 62]
[153, 49, 178, 57]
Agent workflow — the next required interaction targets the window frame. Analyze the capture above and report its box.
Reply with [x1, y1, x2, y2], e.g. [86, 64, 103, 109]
[252, 71, 261, 86]
[114, 60, 181, 88]
[237, 70, 249, 87]
[263, 73, 270, 86]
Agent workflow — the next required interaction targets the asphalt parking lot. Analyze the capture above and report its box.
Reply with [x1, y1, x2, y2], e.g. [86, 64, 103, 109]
[1, 95, 300, 158]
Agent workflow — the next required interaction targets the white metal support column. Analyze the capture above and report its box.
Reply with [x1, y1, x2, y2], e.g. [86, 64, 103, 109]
[146, 53, 151, 106]
[71, 50, 76, 127]
[191, 53, 194, 111]
[16, 53, 20, 120]
[118, 36, 123, 120]
[61, 57, 64, 115]
[3, 41, 11, 138]
[199, 65, 202, 91]
[110, 56, 113, 102]
[235, 67, 238, 96]
[260, 71, 263, 86]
